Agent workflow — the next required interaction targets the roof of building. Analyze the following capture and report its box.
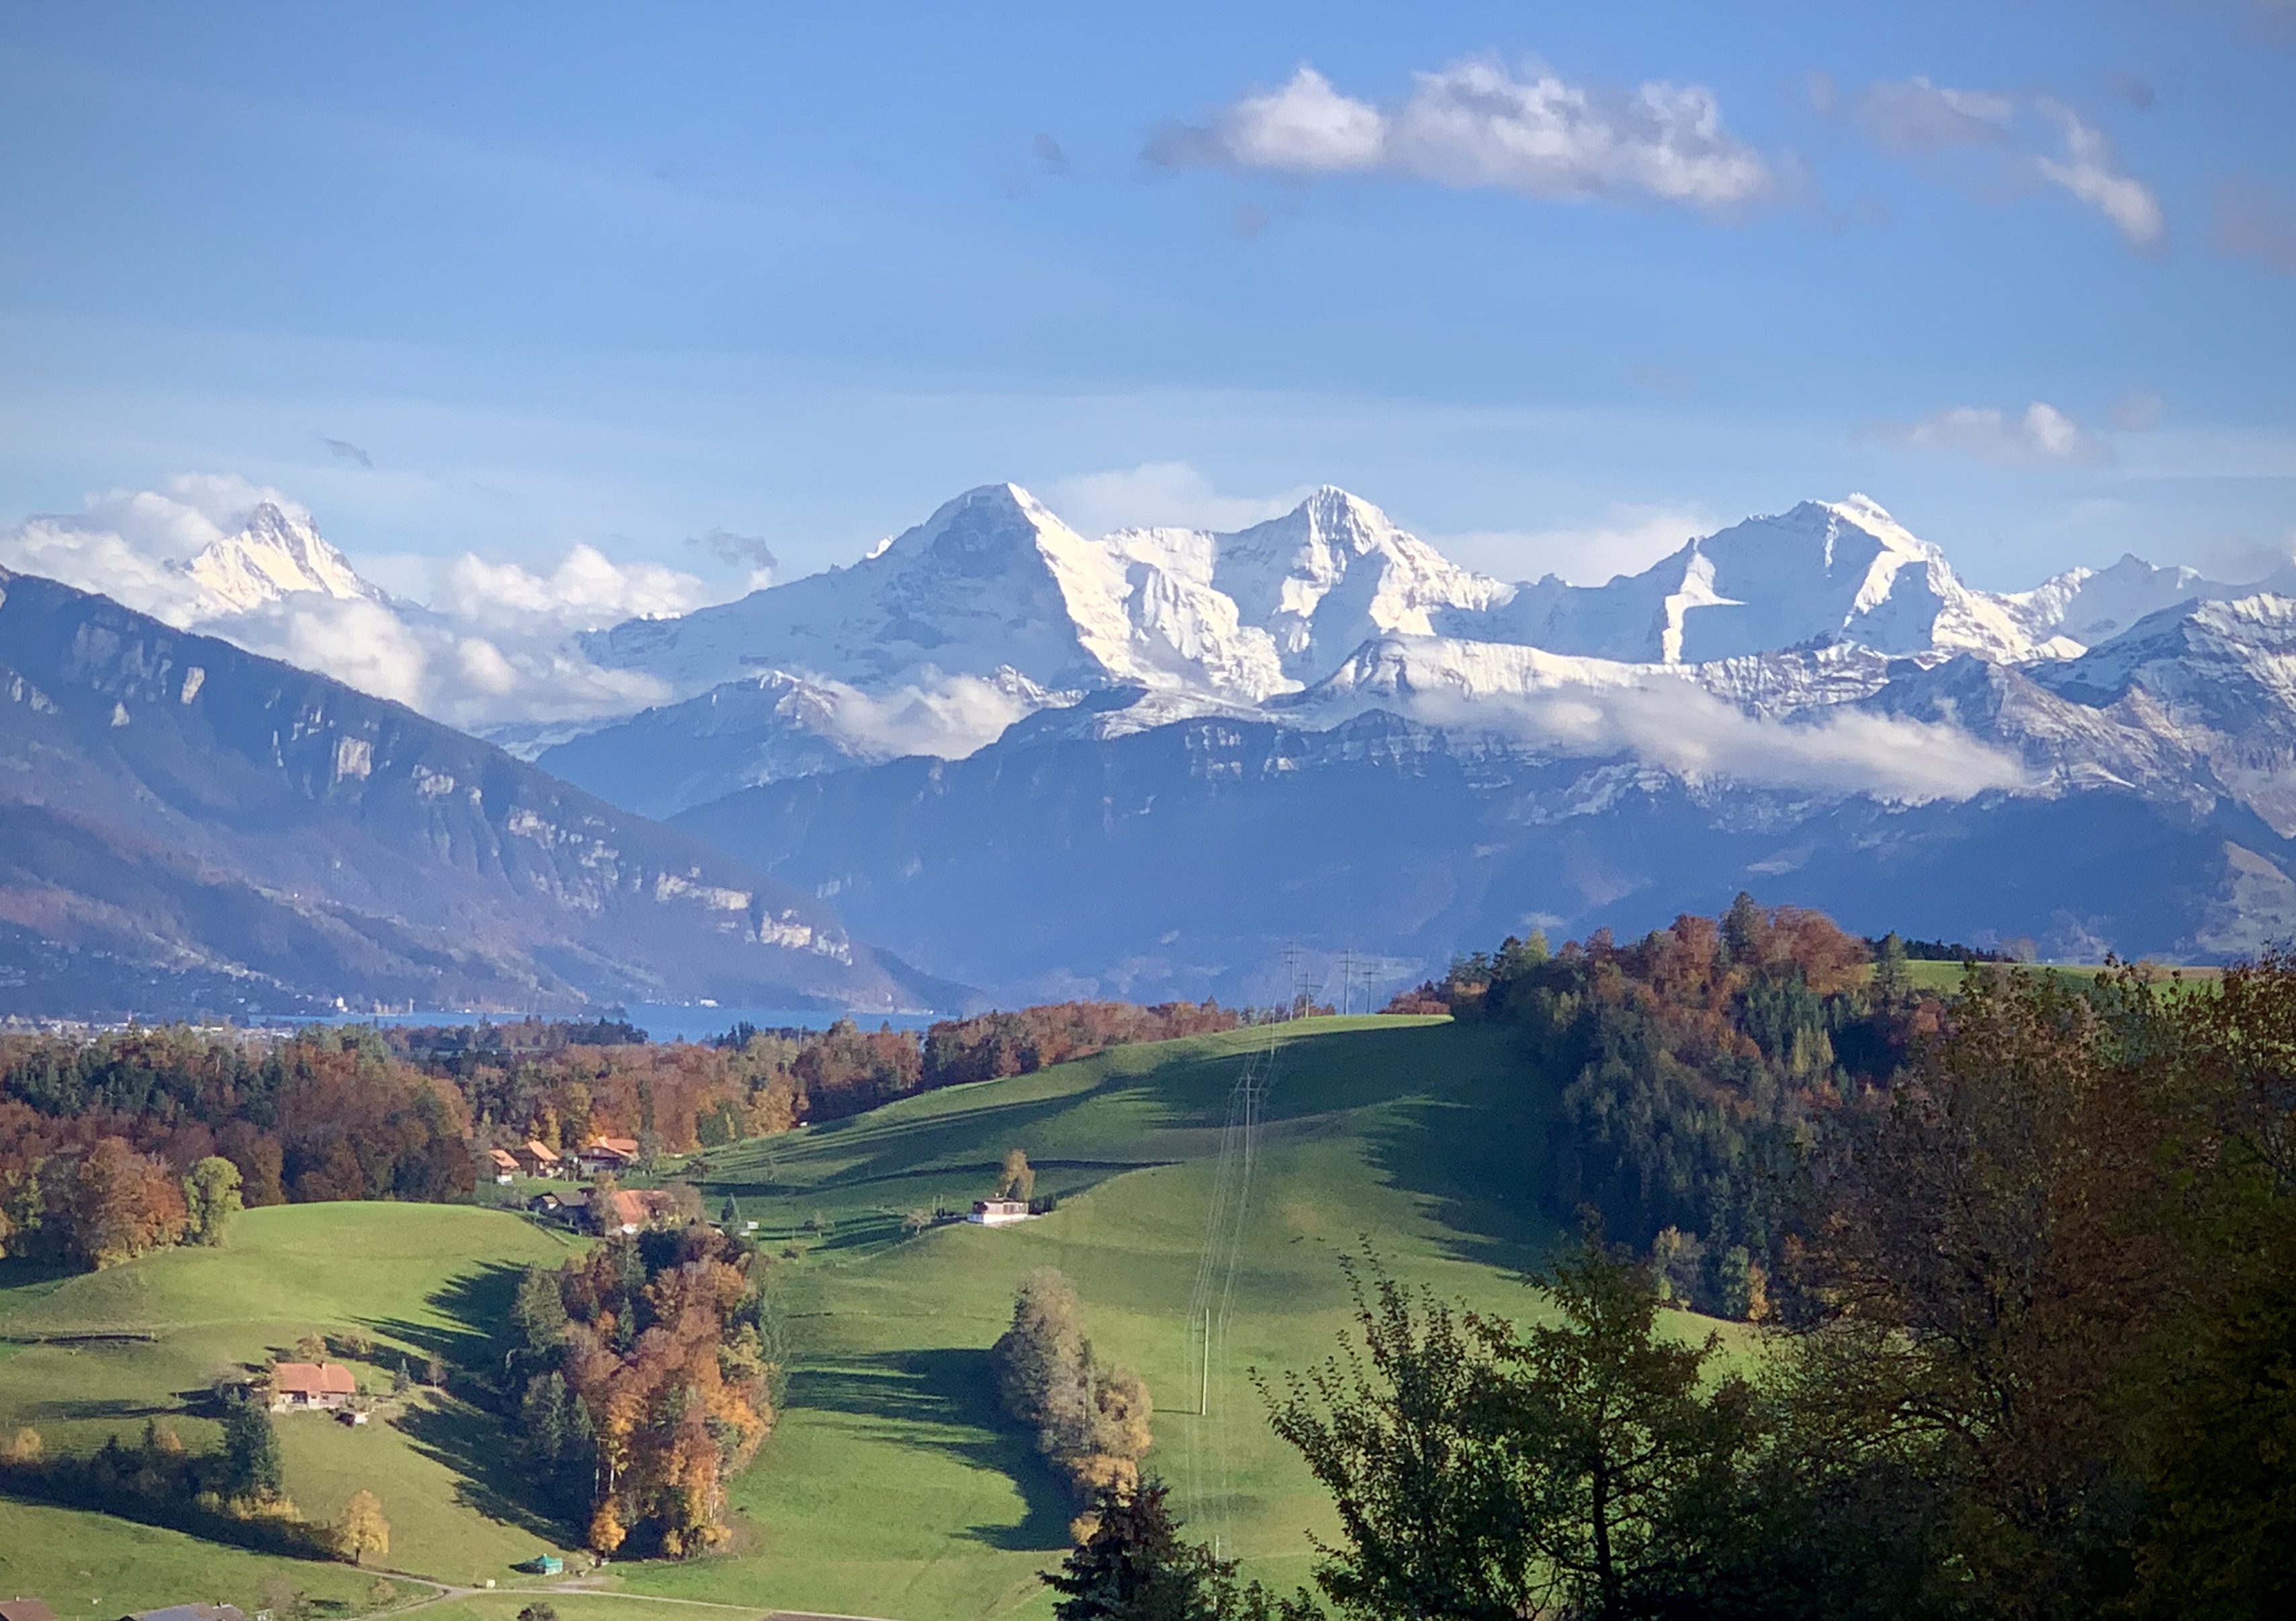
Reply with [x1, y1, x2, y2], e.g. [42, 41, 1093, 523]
[131, 1606, 247, 1621]
[605, 1188, 681, 1227]
[975, 1197, 1030, 1211]
[273, 1361, 357, 1397]
[583, 1135, 639, 1156]
[3, 1597, 60, 1621]
[523, 1139, 561, 1159]
[487, 1148, 519, 1169]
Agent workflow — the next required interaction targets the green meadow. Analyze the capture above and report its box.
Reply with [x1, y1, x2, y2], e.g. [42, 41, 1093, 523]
[1, 1016, 1736, 1620]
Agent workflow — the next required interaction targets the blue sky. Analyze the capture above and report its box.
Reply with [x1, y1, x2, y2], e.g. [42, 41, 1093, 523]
[1, 0, 2291, 603]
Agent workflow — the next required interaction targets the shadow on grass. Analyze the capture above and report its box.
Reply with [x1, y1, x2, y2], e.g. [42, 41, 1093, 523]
[712, 1089, 1131, 1193]
[359, 1260, 575, 1542]
[793, 1347, 1074, 1552]
[390, 1391, 572, 1543]
[361, 1260, 530, 1372]
[12, 1393, 180, 1423]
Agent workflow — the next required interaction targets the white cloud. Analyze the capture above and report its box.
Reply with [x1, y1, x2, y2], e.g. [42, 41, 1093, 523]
[1855, 77, 2017, 154]
[1148, 57, 1777, 212]
[1853, 78, 2162, 249]
[1427, 681, 2027, 804]
[429, 543, 723, 633]
[1865, 402, 2109, 467]
[813, 672, 1039, 760]
[1041, 462, 1315, 536]
[0, 473, 724, 732]
[1430, 502, 1714, 586]
[230, 596, 434, 709]
[2030, 100, 2163, 249]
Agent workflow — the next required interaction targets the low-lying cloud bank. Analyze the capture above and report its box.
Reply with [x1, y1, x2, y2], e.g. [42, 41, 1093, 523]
[1415, 678, 2029, 804]
[0, 474, 736, 733]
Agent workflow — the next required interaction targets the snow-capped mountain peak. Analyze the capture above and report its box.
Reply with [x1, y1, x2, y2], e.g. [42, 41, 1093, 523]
[175, 500, 383, 613]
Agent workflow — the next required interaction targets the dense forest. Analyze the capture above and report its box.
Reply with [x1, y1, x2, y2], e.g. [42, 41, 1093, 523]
[1392, 897, 1941, 1314]
[497, 1225, 775, 1557]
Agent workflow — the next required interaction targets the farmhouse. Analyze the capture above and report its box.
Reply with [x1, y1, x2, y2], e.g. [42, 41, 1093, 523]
[527, 1188, 586, 1221]
[271, 1361, 356, 1411]
[969, 1197, 1034, 1227]
[486, 1147, 519, 1184]
[513, 1139, 562, 1177]
[602, 1188, 680, 1234]
[575, 1136, 639, 1176]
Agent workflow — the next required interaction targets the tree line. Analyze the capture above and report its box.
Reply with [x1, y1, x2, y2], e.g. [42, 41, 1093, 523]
[0, 998, 1245, 1272]
[991, 1267, 1155, 1539]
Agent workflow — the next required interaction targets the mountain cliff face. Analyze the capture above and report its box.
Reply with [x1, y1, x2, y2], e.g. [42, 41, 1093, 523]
[0, 566, 950, 1018]
[672, 706, 2294, 1004]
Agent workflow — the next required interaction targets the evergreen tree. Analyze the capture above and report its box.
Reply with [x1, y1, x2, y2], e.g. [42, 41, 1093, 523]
[1044, 1479, 1219, 1621]
[222, 1392, 283, 1500]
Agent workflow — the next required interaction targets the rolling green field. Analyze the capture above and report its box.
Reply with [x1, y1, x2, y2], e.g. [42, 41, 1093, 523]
[620, 1014, 1736, 1620]
[0, 1202, 587, 1608]
[1895, 958, 2221, 992]
[0, 1015, 1728, 1620]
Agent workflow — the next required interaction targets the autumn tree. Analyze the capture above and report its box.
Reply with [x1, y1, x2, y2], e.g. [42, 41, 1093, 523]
[337, 1489, 390, 1565]
[998, 1147, 1037, 1202]
[1790, 967, 2176, 1615]
[991, 1268, 1155, 1526]
[69, 1137, 189, 1268]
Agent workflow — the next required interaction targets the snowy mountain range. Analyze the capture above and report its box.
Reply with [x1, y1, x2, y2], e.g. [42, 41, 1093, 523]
[10, 473, 2296, 1003]
[548, 481, 2296, 994]
[554, 482, 2284, 820]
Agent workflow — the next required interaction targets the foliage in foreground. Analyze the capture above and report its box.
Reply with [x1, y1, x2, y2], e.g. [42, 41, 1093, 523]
[1286, 955, 2296, 1620]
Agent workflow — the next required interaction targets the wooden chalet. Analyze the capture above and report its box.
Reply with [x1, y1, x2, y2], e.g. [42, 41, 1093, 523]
[271, 1361, 356, 1411]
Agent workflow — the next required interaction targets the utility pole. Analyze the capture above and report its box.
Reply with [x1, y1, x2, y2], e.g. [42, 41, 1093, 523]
[1202, 1307, 1217, 1417]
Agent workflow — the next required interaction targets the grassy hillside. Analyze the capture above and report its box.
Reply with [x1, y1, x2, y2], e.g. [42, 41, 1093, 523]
[1, 1015, 1729, 1620]
[0, 1202, 586, 1600]
[611, 1014, 1728, 1620]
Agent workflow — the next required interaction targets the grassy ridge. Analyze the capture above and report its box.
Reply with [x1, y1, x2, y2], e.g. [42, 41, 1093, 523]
[619, 1015, 1732, 1619]
[0, 1203, 585, 1594]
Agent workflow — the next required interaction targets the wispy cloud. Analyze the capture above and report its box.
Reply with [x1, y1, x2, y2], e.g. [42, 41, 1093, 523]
[1430, 502, 1716, 586]
[2217, 178, 2296, 275]
[688, 527, 778, 589]
[1041, 462, 1314, 535]
[320, 436, 373, 468]
[1864, 402, 2110, 466]
[1851, 78, 2162, 249]
[1147, 57, 1777, 214]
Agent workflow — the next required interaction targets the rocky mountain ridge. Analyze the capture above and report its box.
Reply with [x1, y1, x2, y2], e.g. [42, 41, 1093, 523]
[0, 564, 953, 1018]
